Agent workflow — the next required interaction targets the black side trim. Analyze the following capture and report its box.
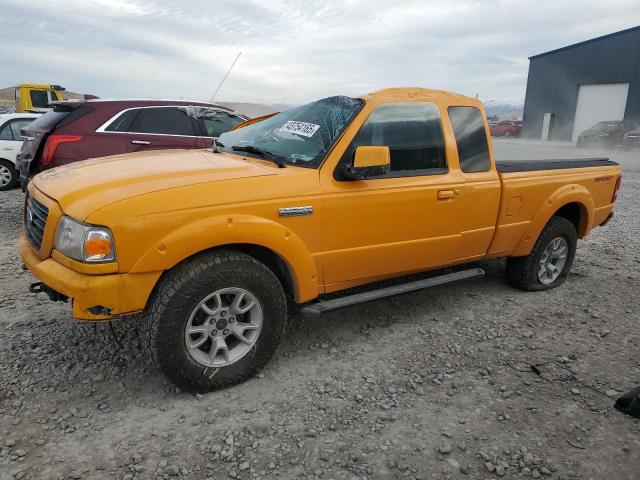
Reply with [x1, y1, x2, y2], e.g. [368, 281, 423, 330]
[496, 158, 618, 173]
[300, 268, 484, 316]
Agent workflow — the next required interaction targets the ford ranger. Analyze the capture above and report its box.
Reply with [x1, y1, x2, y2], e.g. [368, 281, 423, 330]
[21, 88, 621, 392]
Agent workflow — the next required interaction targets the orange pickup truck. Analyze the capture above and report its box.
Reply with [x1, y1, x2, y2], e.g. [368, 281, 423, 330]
[21, 88, 621, 392]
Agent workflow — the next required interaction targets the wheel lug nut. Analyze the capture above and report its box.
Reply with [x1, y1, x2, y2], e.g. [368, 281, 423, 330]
[229, 318, 235, 323]
[223, 329, 229, 335]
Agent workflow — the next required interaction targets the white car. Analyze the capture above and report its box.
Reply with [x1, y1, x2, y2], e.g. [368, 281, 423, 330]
[0, 113, 41, 190]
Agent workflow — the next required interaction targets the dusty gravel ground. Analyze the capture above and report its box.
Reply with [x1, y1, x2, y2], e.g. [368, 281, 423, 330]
[1, 141, 639, 480]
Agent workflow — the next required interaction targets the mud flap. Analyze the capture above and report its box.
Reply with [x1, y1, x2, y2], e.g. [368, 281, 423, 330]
[615, 386, 640, 418]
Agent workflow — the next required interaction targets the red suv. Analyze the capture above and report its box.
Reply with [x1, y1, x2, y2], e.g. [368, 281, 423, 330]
[17, 99, 248, 186]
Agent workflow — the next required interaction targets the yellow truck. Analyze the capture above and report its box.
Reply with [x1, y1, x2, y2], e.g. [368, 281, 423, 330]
[14, 84, 66, 112]
[21, 88, 621, 392]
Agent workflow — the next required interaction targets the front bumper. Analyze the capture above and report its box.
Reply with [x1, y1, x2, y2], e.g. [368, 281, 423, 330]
[20, 235, 161, 321]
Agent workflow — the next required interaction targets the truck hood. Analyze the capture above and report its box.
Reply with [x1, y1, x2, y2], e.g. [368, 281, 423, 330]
[32, 149, 278, 219]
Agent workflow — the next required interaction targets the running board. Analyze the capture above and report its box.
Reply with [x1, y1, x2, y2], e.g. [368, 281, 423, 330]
[300, 268, 485, 316]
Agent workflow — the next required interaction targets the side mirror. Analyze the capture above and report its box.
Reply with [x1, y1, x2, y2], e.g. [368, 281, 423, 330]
[344, 146, 390, 180]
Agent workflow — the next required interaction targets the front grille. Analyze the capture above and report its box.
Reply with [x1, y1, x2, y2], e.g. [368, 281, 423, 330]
[25, 195, 49, 251]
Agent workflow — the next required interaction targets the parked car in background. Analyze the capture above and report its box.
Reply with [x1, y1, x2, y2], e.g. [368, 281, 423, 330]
[577, 120, 638, 147]
[0, 113, 41, 190]
[489, 120, 521, 137]
[14, 84, 66, 112]
[17, 99, 248, 186]
[623, 127, 640, 151]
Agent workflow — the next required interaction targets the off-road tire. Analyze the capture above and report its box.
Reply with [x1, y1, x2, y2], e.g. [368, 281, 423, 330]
[506, 216, 577, 291]
[141, 250, 287, 392]
[0, 160, 18, 191]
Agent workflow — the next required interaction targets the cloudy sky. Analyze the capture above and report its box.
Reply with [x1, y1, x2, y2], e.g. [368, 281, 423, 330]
[2, 0, 639, 106]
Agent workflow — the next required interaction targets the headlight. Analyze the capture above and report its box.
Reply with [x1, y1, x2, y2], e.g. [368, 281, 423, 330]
[54, 216, 115, 263]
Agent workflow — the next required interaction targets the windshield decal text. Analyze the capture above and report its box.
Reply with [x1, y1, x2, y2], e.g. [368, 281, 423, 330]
[279, 121, 320, 138]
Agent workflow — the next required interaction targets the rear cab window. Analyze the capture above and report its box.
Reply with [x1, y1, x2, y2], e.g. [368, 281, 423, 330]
[448, 106, 491, 173]
[30, 90, 49, 108]
[337, 102, 447, 179]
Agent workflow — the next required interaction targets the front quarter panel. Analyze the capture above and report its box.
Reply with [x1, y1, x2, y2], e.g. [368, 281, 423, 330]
[130, 214, 319, 302]
[85, 172, 322, 303]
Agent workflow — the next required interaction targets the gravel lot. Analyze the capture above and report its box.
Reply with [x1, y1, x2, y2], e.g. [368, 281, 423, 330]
[1, 140, 639, 480]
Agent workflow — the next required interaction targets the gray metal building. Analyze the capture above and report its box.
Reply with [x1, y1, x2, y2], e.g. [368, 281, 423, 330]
[522, 25, 640, 142]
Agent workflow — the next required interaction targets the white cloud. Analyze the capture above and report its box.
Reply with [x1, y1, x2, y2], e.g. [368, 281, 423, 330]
[1, 0, 639, 105]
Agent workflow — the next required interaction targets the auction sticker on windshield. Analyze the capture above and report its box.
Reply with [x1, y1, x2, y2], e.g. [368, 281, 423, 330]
[280, 121, 320, 138]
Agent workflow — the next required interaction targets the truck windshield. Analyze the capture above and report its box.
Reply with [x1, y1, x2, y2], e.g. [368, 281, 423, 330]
[217, 96, 364, 168]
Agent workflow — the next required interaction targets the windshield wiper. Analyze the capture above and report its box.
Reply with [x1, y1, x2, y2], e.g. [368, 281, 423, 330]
[231, 145, 286, 168]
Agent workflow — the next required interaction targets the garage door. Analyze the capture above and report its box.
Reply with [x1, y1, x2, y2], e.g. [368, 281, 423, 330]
[572, 83, 629, 142]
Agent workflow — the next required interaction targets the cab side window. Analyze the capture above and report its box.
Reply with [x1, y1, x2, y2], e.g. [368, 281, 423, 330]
[338, 102, 446, 179]
[448, 106, 490, 173]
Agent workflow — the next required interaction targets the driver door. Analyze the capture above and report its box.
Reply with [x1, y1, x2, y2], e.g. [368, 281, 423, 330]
[318, 102, 467, 290]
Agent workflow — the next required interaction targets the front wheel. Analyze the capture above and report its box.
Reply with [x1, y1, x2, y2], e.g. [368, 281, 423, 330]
[0, 160, 18, 191]
[506, 216, 577, 291]
[142, 250, 287, 392]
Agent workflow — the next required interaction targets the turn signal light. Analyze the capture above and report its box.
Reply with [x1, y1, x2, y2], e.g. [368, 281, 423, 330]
[41, 135, 82, 165]
[84, 230, 114, 262]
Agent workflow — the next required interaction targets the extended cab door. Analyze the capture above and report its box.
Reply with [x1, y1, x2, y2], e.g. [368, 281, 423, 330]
[126, 106, 199, 152]
[318, 102, 471, 289]
[446, 106, 501, 261]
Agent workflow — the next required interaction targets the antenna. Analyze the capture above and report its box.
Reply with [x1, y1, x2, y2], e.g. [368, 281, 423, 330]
[208, 52, 242, 104]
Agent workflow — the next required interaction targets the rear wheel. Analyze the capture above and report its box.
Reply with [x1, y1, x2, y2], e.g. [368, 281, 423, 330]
[142, 250, 287, 392]
[506, 216, 577, 291]
[0, 160, 17, 191]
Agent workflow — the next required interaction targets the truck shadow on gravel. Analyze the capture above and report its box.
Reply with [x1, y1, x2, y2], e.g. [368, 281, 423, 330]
[2, 259, 510, 401]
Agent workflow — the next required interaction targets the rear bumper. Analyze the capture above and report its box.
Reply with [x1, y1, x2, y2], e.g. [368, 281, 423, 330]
[20, 235, 161, 321]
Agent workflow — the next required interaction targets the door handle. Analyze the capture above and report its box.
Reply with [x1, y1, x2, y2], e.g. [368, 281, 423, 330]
[3, 147, 12, 151]
[437, 189, 459, 200]
[130, 140, 151, 145]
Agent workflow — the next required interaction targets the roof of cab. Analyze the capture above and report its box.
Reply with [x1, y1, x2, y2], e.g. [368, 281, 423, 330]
[362, 87, 481, 106]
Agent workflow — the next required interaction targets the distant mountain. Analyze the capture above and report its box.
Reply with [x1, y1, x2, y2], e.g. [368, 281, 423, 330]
[484, 101, 524, 120]
[216, 102, 277, 118]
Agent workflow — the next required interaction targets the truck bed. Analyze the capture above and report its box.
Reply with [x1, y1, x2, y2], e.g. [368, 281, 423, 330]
[496, 158, 618, 173]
